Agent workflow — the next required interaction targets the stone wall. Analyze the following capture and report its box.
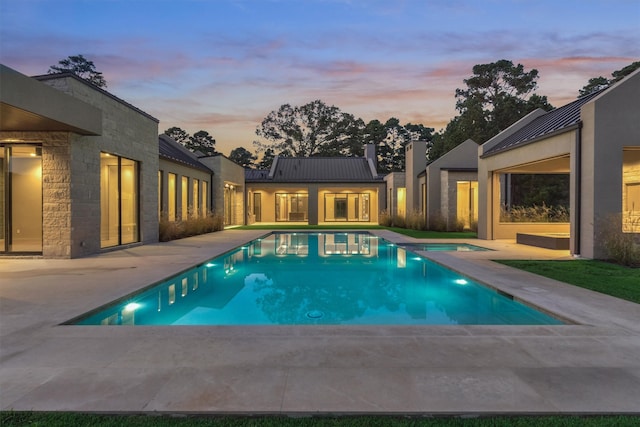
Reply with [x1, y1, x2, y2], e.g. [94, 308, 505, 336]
[41, 75, 159, 257]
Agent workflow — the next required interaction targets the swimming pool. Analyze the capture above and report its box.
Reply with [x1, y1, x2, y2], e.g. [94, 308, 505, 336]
[73, 232, 562, 326]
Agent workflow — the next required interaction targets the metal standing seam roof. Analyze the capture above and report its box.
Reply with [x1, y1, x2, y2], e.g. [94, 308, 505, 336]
[245, 169, 270, 180]
[246, 157, 380, 182]
[158, 134, 212, 173]
[482, 89, 606, 157]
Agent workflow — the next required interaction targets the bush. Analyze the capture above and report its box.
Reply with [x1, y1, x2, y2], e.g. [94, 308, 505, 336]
[598, 213, 640, 267]
[159, 210, 225, 242]
[500, 203, 570, 222]
[428, 212, 448, 232]
[378, 210, 393, 227]
[405, 210, 427, 230]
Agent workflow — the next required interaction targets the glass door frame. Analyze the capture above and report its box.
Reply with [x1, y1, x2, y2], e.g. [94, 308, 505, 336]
[0, 144, 44, 254]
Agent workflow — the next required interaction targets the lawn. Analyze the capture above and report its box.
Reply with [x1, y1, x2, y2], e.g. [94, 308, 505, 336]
[236, 224, 477, 239]
[2, 413, 639, 427]
[495, 259, 640, 304]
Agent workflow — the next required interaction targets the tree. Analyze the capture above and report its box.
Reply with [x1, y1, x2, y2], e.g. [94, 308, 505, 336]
[164, 127, 190, 145]
[48, 54, 107, 88]
[229, 146, 257, 168]
[254, 100, 364, 157]
[256, 148, 275, 169]
[430, 59, 552, 161]
[361, 118, 433, 173]
[578, 61, 640, 97]
[188, 130, 216, 156]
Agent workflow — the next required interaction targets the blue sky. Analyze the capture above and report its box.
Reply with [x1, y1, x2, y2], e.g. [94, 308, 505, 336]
[1, 0, 639, 155]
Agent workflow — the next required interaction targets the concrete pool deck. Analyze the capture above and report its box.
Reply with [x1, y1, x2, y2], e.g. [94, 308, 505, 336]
[1, 229, 639, 415]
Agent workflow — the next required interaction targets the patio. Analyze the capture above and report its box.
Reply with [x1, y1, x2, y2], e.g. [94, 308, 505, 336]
[1, 229, 639, 414]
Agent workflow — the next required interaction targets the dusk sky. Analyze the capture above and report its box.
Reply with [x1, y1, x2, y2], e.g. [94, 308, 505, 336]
[1, 0, 639, 155]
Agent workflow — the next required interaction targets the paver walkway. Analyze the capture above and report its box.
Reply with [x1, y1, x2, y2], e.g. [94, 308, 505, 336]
[1, 229, 639, 414]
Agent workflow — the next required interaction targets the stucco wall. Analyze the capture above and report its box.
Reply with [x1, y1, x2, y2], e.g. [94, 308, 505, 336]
[200, 155, 245, 225]
[581, 70, 640, 258]
[405, 140, 426, 213]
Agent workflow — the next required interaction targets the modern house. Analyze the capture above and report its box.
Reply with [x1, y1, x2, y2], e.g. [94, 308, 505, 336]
[478, 69, 640, 258]
[1, 65, 159, 258]
[245, 148, 385, 225]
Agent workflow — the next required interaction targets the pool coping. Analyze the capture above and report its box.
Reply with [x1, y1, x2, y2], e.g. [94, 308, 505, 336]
[1, 228, 639, 414]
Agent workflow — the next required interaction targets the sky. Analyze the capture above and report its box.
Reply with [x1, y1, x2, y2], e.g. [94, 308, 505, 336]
[1, 0, 639, 156]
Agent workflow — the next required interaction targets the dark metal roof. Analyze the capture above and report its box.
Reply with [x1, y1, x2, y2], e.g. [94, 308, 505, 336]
[248, 156, 381, 183]
[159, 134, 212, 173]
[245, 169, 270, 180]
[482, 89, 605, 157]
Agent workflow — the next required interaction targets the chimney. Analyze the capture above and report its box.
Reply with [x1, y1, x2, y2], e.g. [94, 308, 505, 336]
[364, 144, 377, 169]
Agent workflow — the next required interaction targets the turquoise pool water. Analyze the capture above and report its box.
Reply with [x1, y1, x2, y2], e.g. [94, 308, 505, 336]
[74, 232, 562, 326]
[397, 242, 490, 252]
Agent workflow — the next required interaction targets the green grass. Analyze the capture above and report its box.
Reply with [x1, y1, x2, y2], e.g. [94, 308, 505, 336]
[235, 224, 477, 239]
[495, 259, 640, 304]
[2, 413, 639, 427]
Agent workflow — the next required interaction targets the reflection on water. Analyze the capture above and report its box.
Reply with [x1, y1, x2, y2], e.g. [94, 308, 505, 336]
[76, 233, 562, 326]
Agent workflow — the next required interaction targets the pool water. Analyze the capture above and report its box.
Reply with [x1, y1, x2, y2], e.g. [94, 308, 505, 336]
[397, 243, 490, 252]
[74, 232, 562, 326]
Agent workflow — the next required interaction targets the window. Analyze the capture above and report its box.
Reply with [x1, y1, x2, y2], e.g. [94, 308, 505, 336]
[193, 179, 199, 218]
[253, 193, 262, 222]
[623, 149, 640, 232]
[158, 171, 163, 220]
[275, 193, 308, 221]
[100, 153, 139, 248]
[324, 193, 370, 222]
[181, 176, 188, 220]
[456, 181, 478, 230]
[167, 173, 176, 221]
[201, 181, 208, 217]
[397, 188, 406, 217]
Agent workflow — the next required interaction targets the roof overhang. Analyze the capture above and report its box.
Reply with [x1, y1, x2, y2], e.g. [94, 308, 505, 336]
[0, 65, 102, 135]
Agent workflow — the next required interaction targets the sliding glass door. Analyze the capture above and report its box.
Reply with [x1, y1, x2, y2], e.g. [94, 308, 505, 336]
[0, 145, 43, 254]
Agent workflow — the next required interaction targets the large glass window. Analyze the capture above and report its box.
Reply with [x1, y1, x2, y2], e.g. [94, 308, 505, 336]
[181, 176, 188, 220]
[275, 193, 308, 221]
[324, 193, 370, 222]
[158, 171, 163, 220]
[167, 173, 176, 221]
[193, 179, 199, 218]
[1, 145, 43, 253]
[201, 181, 208, 217]
[623, 149, 640, 232]
[456, 181, 478, 230]
[253, 192, 262, 222]
[499, 173, 569, 222]
[100, 153, 139, 248]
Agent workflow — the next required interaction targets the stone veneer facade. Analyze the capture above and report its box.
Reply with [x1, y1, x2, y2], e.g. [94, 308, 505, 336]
[1, 73, 159, 258]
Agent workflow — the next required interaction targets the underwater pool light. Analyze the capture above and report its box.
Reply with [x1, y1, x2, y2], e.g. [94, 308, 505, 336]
[455, 279, 469, 285]
[124, 302, 141, 312]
